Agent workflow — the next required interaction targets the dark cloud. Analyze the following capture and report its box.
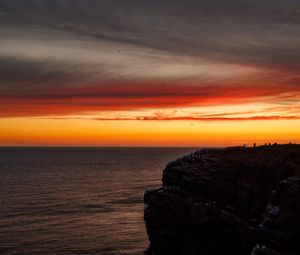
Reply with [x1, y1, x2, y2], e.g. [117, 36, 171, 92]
[0, 56, 87, 85]
[1, 0, 299, 70]
[0, 0, 299, 117]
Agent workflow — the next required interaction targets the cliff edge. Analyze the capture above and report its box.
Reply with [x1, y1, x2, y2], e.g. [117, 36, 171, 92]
[144, 144, 300, 255]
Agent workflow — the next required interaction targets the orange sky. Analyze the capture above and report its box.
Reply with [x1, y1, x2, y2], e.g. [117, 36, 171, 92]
[1, 117, 300, 147]
[0, 1, 299, 146]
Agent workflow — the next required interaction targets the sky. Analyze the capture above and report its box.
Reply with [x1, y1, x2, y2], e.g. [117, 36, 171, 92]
[0, 0, 300, 146]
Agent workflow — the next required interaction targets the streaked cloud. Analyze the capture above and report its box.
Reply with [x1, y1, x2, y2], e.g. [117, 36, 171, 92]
[0, 0, 299, 120]
[1, 83, 300, 117]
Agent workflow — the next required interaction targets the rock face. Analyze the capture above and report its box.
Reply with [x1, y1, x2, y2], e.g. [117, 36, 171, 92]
[144, 144, 300, 255]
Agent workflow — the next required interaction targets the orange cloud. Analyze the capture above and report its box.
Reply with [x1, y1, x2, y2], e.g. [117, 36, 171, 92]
[1, 83, 299, 117]
[93, 116, 300, 121]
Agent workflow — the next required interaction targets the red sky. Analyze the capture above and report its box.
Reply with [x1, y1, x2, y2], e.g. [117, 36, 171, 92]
[0, 0, 299, 146]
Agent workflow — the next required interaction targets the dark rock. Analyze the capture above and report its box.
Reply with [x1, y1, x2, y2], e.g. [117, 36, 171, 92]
[144, 144, 300, 255]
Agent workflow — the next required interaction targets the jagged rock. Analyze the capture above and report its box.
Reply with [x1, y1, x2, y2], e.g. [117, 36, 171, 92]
[252, 177, 300, 255]
[144, 144, 300, 255]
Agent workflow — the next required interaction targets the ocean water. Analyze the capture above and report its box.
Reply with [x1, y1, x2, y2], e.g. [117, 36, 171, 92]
[0, 147, 195, 255]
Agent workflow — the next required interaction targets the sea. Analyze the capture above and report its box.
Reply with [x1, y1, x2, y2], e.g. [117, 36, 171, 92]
[0, 147, 196, 255]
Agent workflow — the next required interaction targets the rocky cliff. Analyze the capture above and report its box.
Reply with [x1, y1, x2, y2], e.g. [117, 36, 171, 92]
[144, 144, 300, 255]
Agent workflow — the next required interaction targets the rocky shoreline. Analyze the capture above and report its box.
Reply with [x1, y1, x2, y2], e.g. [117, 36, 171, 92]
[144, 144, 300, 255]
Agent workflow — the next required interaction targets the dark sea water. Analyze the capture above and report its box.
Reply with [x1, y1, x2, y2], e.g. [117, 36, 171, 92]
[0, 147, 196, 255]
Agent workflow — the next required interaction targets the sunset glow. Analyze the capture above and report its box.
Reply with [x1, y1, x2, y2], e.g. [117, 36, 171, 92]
[0, 0, 299, 146]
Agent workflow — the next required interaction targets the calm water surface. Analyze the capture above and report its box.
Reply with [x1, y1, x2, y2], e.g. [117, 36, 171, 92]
[0, 147, 196, 254]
